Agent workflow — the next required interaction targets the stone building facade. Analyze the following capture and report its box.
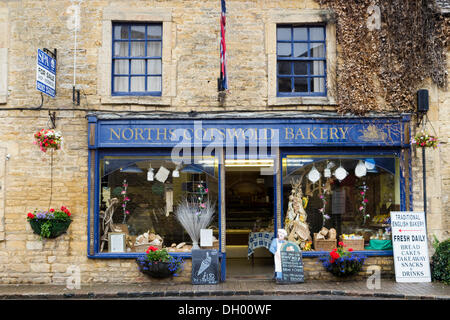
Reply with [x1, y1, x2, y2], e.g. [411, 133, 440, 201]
[0, 0, 448, 285]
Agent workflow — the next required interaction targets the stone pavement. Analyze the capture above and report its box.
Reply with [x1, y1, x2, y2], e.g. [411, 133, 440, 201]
[0, 279, 449, 299]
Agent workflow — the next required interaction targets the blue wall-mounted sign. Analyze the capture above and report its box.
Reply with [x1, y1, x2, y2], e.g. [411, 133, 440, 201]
[36, 49, 56, 98]
[89, 116, 410, 149]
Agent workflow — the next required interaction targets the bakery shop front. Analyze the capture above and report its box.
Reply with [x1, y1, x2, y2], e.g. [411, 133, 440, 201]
[87, 113, 411, 281]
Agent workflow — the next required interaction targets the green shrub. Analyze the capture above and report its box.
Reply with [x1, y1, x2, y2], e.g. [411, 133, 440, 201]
[431, 236, 450, 285]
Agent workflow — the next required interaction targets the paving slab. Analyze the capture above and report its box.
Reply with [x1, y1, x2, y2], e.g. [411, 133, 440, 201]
[0, 279, 448, 299]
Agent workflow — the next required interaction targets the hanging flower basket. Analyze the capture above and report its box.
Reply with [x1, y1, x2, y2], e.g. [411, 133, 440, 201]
[412, 131, 439, 149]
[27, 206, 72, 239]
[33, 129, 63, 153]
[136, 246, 184, 278]
[318, 242, 366, 277]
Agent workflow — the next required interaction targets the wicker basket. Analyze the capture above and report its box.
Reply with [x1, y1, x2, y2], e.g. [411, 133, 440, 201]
[313, 233, 337, 251]
[340, 237, 365, 251]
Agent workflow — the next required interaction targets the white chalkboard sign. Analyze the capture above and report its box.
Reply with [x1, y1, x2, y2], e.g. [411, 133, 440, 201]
[191, 249, 220, 285]
[391, 211, 431, 283]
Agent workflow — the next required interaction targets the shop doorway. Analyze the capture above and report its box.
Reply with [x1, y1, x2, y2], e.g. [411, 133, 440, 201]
[224, 159, 275, 279]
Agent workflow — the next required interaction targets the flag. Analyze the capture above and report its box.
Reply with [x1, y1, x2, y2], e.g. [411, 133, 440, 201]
[219, 0, 228, 91]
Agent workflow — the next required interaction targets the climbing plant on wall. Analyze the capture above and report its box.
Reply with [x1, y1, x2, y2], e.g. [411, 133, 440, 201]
[316, 0, 449, 115]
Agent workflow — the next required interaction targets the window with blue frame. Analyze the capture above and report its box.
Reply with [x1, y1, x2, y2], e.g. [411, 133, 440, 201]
[112, 23, 162, 96]
[277, 25, 326, 96]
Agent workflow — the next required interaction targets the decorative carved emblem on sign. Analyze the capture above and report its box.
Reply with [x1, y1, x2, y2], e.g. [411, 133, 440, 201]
[359, 124, 388, 142]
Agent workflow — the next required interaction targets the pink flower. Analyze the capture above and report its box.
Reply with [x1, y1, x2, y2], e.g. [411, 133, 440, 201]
[363, 199, 368, 203]
[204, 188, 209, 193]
[359, 206, 364, 211]
[360, 191, 365, 195]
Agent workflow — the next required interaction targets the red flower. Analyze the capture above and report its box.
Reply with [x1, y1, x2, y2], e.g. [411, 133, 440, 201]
[27, 212, 34, 219]
[338, 241, 344, 246]
[348, 248, 354, 252]
[330, 251, 340, 260]
[61, 206, 66, 211]
[49, 208, 55, 213]
[332, 248, 337, 252]
[148, 246, 158, 252]
[66, 211, 71, 217]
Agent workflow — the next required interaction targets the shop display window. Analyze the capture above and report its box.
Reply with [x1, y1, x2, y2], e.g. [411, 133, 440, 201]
[98, 156, 218, 254]
[282, 155, 400, 251]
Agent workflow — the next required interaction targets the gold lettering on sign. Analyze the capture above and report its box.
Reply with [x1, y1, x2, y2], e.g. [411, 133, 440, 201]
[307, 128, 318, 139]
[295, 128, 306, 139]
[135, 128, 144, 141]
[122, 128, 134, 141]
[329, 128, 339, 140]
[156, 128, 167, 140]
[226, 128, 245, 140]
[110, 128, 121, 140]
[339, 127, 350, 139]
[144, 128, 155, 140]
[285, 127, 294, 140]
[320, 128, 327, 139]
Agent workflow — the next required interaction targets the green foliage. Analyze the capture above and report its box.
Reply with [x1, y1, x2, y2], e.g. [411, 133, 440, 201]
[431, 238, 450, 285]
[146, 246, 171, 262]
[40, 221, 52, 239]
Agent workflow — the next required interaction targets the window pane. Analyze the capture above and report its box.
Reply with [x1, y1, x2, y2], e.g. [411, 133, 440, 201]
[310, 43, 325, 58]
[148, 76, 162, 92]
[277, 43, 291, 57]
[294, 78, 308, 92]
[130, 76, 145, 92]
[114, 60, 129, 75]
[277, 61, 291, 75]
[130, 42, 145, 57]
[278, 77, 291, 92]
[147, 41, 162, 57]
[311, 61, 325, 76]
[294, 43, 308, 58]
[148, 25, 162, 39]
[277, 27, 291, 41]
[130, 25, 146, 39]
[148, 59, 162, 74]
[282, 157, 398, 250]
[114, 25, 129, 39]
[294, 62, 308, 75]
[114, 42, 128, 57]
[114, 76, 128, 92]
[131, 59, 145, 74]
[98, 158, 219, 253]
[311, 77, 325, 93]
[310, 27, 325, 41]
[293, 27, 307, 41]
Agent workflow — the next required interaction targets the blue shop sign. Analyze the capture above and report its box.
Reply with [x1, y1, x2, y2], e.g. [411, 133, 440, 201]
[88, 117, 410, 148]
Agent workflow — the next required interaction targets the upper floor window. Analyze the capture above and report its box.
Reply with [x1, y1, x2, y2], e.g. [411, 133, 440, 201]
[277, 25, 326, 96]
[112, 23, 162, 96]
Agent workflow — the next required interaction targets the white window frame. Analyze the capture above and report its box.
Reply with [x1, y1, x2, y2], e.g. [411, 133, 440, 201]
[98, 6, 175, 106]
[265, 9, 337, 106]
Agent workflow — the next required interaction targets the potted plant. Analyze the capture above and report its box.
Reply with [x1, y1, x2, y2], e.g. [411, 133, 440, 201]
[412, 130, 439, 149]
[136, 246, 184, 278]
[318, 241, 367, 277]
[27, 206, 72, 239]
[33, 129, 63, 153]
